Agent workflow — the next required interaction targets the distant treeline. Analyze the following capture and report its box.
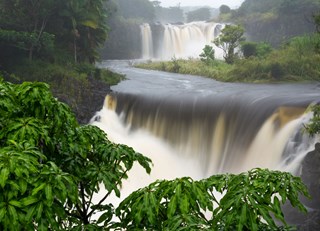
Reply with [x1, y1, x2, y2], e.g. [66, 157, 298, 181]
[225, 0, 320, 46]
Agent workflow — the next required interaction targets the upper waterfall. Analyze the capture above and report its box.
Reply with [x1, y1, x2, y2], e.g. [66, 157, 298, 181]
[140, 21, 223, 60]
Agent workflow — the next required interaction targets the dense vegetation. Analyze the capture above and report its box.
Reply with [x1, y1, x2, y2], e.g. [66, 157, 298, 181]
[0, 0, 123, 82]
[0, 78, 312, 230]
[0, 0, 124, 122]
[225, 0, 320, 47]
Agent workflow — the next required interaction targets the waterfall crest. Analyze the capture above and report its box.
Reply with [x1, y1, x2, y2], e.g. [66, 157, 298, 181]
[92, 93, 318, 177]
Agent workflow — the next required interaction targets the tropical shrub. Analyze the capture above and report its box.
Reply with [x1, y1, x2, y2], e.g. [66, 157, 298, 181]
[200, 45, 215, 65]
[0, 78, 152, 230]
[115, 168, 310, 230]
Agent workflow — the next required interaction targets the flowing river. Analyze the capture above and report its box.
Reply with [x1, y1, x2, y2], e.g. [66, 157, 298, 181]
[94, 60, 320, 203]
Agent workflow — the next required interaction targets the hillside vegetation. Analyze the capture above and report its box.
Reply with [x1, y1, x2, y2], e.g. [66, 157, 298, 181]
[225, 0, 320, 47]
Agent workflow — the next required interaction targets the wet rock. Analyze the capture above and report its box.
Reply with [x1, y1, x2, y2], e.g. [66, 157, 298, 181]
[52, 76, 111, 124]
[284, 143, 320, 230]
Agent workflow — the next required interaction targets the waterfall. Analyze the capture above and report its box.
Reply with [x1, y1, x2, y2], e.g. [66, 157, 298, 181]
[140, 23, 153, 59]
[92, 93, 318, 180]
[140, 22, 223, 60]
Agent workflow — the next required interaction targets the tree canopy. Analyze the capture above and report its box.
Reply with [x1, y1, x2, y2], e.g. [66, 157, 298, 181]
[0, 0, 109, 64]
[186, 8, 211, 23]
[214, 24, 245, 64]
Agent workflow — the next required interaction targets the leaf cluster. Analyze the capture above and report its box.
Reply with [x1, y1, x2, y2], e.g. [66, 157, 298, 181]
[115, 168, 310, 230]
[199, 45, 215, 65]
[305, 105, 320, 136]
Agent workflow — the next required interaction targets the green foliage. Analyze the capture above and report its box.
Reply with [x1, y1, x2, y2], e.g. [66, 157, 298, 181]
[200, 45, 215, 65]
[135, 58, 229, 81]
[219, 5, 231, 14]
[154, 6, 184, 23]
[115, 0, 155, 22]
[171, 56, 181, 73]
[241, 42, 258, 58]
[186, 8, 212, 23]
[0, 0, 109, 64]
[0, 79, 152, 229]
[228, 34, 320, 82]
[214, 24, 245, 64]
[115, 168, 309, 230]
[232, 0, 320, 47]
[306, 105, 320, 136]
[0, 29, 54, 54]
[241, 41, 272, 59]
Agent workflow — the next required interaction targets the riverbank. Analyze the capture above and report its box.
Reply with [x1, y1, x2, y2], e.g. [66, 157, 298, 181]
[135, 57, 320, 83]
[2, 60, 125, 124]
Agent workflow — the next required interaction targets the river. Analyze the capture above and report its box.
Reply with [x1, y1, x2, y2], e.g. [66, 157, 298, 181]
[93, 60, 320, 206]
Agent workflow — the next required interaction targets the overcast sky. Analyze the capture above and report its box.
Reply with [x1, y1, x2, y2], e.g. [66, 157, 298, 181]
[156, 0, 245, 9]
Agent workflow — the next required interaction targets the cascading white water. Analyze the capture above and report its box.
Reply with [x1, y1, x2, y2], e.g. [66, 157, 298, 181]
[140, 22, 224, 60]
[140, 23, 153, 59]
[91, 95, 318, 200]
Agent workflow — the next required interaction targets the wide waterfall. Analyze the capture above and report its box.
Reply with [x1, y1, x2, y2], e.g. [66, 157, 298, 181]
[140, 22, 223, 60]
[91, 92, 318, 194]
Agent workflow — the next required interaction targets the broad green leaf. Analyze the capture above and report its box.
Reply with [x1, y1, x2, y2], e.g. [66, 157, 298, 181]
[21, 196, 39, 206]
[8, 205, 18, 223]
[0, 168, 10, 188]
[167, 195, 177, 218]
[32, 183, 46, 195]
[9, 200, 22, 208]
[0, 207, 6, 221]
[45, 184, 53, 205]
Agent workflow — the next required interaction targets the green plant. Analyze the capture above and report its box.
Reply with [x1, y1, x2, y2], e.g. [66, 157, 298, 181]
[115, 168, 310, 230]
[0, 78, 152, 230]
[171, 56, 181, 73]
[214, 24, 245, 64]
[306, 105, 320, 136]
[200, 45, 215, 65]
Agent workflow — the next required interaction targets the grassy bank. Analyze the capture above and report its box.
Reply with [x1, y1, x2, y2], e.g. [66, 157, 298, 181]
[3, 59, 124, 86]
[136, 59, 232, 81]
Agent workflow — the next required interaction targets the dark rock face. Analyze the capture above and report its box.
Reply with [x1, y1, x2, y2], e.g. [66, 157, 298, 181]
[301, 143, 320, 209]
[284, 143, 320, 230]
[52, 76, 111, 124]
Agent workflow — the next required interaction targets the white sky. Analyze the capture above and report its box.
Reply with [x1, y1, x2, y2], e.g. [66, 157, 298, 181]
[156, 0, 245, 9]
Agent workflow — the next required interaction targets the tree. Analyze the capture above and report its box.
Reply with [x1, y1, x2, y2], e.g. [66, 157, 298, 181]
[241, 42, 272, 58]
[199, 45, 215, 64]
[219, 4, 231, 14]
[115, 0, 155, 22]
[214, 24, 245, 64]
[57, 0, 109, 63]
[0, 0, 56, 60]
[186, 8, 211, 23]
[0, 0, 109, 64]
[0, 78, 152, 229]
